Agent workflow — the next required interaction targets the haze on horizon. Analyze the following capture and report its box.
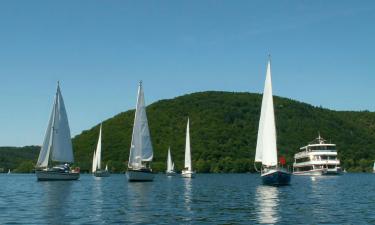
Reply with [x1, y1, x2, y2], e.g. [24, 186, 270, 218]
[0, 0, 374, 146]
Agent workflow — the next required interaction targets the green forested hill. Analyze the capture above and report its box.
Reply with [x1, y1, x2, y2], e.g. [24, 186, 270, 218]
[71, 91, 375, 173]
[0, 146, 40, 172]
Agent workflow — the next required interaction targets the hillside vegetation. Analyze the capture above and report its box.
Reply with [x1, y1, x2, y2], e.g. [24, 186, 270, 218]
[0, 146, 40, 173]
[70, 91, 375, 173]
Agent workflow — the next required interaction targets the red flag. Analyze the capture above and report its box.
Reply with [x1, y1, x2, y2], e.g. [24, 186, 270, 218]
[279, 156, 286, 165]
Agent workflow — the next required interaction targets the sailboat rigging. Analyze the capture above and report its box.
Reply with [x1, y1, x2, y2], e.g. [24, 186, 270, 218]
[35, 82, 80, 181]
[126, 81, 154, 182]
[92, 124, 110, 177]
[254, 57, 291, 186]
[182, 118, 194, 178]
[166, 147, 176, 176]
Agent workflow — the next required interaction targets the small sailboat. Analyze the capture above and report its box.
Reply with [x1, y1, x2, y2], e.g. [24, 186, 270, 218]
[166, 147, 176, 176]
[35, 82, 80, 181]
[373, 162, 375, 173]
[182, 118, 195, 178]
[7, 169, 11, 174]
[254, 57, 291, 186]
[126, 81, 154, 182]
[92, 124, 110, 177]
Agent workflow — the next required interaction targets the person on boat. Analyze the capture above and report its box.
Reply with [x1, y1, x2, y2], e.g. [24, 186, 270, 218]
[63, 163, 70, 172]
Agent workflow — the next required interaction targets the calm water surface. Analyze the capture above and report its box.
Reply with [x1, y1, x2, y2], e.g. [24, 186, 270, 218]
[1, 173, 375, 224]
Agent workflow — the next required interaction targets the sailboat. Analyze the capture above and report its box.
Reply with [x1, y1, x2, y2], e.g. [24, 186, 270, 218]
[254, 58, 291, 186]
[7, 169, 11, 174]
[182, 118, 195, 178]
[373, 162, 375, 173]
[35, 82, 80, 181]
[92, 124, 110, 177]
[166, 147, 176, 176]
[126, 81, 154, 182]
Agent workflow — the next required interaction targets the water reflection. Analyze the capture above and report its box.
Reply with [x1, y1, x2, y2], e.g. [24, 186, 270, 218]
[255, 186, 280, 224]
[126, 182, 152, 224]
[39, 181, 73, 224]
[183, 178, 192, 213]
[309, 175, 340, 221]
[91, 177, 104, 222]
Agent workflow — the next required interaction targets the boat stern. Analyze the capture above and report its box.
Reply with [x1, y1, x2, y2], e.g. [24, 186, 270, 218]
[262, 170, 291, 186]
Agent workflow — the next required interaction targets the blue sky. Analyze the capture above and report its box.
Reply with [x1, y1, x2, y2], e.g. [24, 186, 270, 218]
[0, 1, 374, 146]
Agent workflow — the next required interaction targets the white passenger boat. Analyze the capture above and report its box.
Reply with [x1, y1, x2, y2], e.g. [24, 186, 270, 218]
[293, 135, 342, 176]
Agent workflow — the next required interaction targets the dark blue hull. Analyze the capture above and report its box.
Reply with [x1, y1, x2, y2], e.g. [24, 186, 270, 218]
[262, 170, 291, 186]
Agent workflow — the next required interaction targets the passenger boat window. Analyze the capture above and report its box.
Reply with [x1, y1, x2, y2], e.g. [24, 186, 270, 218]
[309, 146, 336, 151]
[296, 157, 310, 163]
[297, 166, 313, 171]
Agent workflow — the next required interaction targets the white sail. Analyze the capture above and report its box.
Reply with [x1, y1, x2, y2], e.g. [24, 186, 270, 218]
[94, 124, 102, 170]
[37, 83, 74, 167]
[105, 164, 108, 171]
[184, 118, 192, 171]
[36, 95, 56, 167]
[167, 147, 174, 172]
[373, 162, 375, 172]
[255, 60, 278, 166]
[92, 151, 97, 173]
[128, 82, 153, 169]
[51, 85, 74, 163]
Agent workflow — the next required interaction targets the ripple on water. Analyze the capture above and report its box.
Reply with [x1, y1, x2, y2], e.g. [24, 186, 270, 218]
[0, 173, 374, 224]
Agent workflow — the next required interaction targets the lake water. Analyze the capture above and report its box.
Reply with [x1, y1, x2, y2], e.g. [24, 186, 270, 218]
[1, 173, 375, 224]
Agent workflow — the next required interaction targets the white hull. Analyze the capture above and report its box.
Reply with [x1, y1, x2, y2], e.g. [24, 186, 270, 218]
[293, 170, 324, 176]
[293, 168, 342, 176]
[94, 170, 110, 177]
[294, 135, 341, 177]
[36, 170, 80, 181]
[181, 170, 195, 178]
[127, 169, 154, 182]
[166, 171, 176, 176]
